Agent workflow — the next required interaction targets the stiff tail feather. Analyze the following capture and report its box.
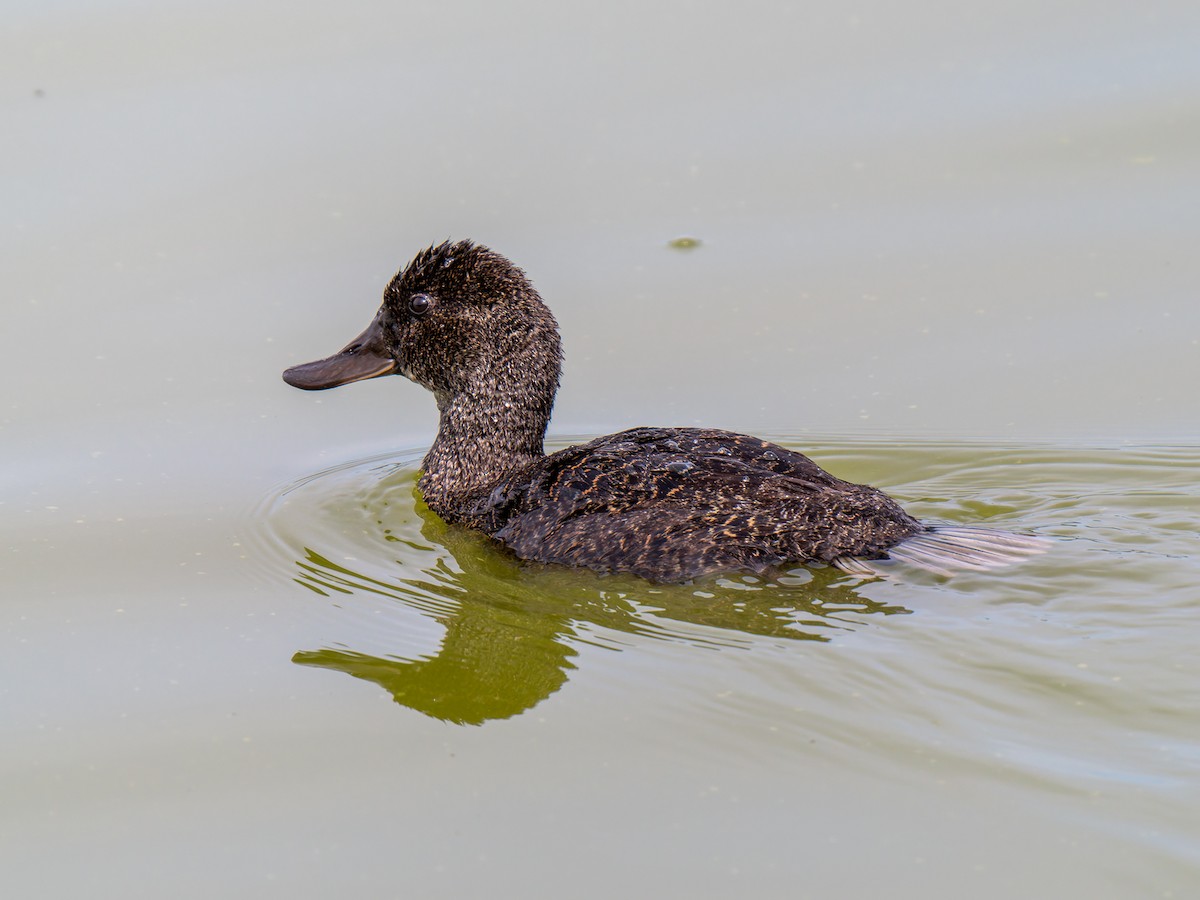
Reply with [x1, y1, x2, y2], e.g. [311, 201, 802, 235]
[833, 525, 1050, 578]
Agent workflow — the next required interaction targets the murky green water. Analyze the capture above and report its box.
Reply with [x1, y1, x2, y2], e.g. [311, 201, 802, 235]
[247, 439, 1200, 895]
[5, 0, 1200, 897]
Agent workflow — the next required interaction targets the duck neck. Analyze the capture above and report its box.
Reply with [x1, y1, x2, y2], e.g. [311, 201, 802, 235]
[418, 355, 559, 518]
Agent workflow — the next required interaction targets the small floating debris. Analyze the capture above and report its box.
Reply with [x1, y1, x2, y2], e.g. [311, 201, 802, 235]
[667, 236, 702, 251]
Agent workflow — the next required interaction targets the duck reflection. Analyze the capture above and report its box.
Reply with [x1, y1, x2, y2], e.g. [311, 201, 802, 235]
[291, 493, 909, 725]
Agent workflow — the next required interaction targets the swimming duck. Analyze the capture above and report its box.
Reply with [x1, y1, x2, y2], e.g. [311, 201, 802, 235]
[283, 240, 1046, 582]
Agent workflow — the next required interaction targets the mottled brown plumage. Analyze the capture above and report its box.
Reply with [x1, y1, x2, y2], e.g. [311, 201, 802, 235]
[283, 240, 1047, 582]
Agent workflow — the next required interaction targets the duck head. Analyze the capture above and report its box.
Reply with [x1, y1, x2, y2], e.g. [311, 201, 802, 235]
[283, 241, 563, 485]
[284, 239, 562, 397]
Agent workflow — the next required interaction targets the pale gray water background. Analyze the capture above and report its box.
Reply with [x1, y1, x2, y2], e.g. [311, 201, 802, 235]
[4, 1, 1200, 897]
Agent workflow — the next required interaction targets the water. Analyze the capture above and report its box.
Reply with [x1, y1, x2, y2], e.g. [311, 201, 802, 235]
[4, 1, 1200, 897]
[242, 439, 1200, 895]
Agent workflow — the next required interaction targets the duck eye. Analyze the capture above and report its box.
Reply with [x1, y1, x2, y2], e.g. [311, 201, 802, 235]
[408, 293, 433, 316]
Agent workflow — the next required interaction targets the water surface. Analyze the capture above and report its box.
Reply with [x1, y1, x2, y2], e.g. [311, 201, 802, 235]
[4, 1, 1199, 897]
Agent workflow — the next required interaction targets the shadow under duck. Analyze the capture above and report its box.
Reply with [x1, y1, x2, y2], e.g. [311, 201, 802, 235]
[283, 240, 1046, 582]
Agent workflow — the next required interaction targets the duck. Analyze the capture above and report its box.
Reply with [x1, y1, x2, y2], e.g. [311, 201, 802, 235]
[283, 240, 1047, 582]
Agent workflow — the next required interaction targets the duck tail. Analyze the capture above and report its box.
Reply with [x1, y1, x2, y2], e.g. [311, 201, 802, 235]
[833, 525, 1050, 578]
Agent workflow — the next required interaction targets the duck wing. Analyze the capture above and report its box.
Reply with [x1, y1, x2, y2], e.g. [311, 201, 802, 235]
[475, 427, 924, 581]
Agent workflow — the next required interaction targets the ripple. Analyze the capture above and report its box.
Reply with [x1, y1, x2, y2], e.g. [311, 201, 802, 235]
[250, 437, 1200, 729]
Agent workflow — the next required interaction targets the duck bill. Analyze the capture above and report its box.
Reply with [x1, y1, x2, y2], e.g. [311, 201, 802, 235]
[282, 312, 397, 391]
